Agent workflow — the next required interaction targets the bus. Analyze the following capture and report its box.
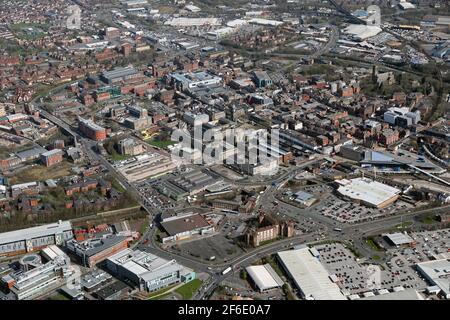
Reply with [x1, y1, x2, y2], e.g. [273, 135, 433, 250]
[222, 267, 232, 275]
[334, 228, 342, 232]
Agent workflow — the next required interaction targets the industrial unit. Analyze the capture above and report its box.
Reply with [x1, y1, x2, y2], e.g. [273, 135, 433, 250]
[277, 247, 346, 300]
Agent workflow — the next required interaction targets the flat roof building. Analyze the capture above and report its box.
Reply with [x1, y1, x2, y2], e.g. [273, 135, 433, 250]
[0, 221, 73, 257]
[164, 17, 221, 27]
[66, 235, 131, 267]
[2, 245, 74, 300]
[114, 152, 176, 182]
[106, 249, 196, 292]
[416, 259, 450, 299]
[383, 232, 415, 247]
[160, 213, 214, 243]
[100, 67, 140, 85]
[277, 247, 346, 300]
[245, 264, 284, 292]
[294, 191, 316, 207]
[335, 178, 400, 208]
[169, 71, 222, 93]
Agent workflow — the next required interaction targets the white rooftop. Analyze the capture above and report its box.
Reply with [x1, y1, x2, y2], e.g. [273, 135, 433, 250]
[277, 247, 346, 300]
[164, 17, 221, 27]
[361, 289, 424, 300]
[416, 259, 450, 299]
[383, 232, 414, 246]
[335, 178, 400, 207]
[344, 24, 382, 40]
[0, 221, 72, 245]
[245, 264, 284, 291]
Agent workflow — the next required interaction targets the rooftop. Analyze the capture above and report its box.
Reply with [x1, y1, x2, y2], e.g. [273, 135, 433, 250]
[277, 247, 346, 300]
[0, 221, 72, 246]
[245, 264, 284, 291]
[383, 232, 414, 246]
[161, 214, 210, 236]
[335, 178, 400, 207]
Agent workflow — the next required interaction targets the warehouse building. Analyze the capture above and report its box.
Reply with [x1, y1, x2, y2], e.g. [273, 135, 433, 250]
[277, 247, 346, 300]
[344, 24, 382, 40]
[383, 232, 415, 247]
[245, 264, 284, 292]
[334, 178, 400, 208]
[157, 169, 220, 200]
[160, 212, 214, 243]
[416, 259, 450, 299]
[106, 249, 196, 292]
[0, 220, 73, 257]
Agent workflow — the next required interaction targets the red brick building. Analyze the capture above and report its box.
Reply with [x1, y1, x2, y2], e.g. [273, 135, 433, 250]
[40, 149, 63, 167]
[78, 118, 107, 141]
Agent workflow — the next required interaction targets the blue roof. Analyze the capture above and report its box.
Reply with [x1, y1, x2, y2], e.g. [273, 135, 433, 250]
[369, 151, 394, 163]
[295, 191, 314, 201]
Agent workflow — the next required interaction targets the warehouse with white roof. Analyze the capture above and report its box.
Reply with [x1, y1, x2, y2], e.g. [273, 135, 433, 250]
[335, 178, 400, 208]
[416, 259, 450, 299]
[277, 247, 346, 300]
[245, 264, 284, 292]
[383, 232, 415, 247]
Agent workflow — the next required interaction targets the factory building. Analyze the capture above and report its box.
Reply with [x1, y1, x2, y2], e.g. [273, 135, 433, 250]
[106, 248, 196, 292]
[78, 118, 107, 141]
[0, 221, 73, 257]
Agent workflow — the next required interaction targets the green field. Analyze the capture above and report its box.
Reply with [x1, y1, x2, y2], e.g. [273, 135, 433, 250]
[148, 283, 179, 299]
[145, 139, 176, 149]
[174, 279, 203, 300]
[366, 237, 382, 251]
[421, 215, 437, 225]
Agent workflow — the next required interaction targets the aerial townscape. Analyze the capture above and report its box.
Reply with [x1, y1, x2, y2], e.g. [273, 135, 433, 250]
[0, 0, 449, 305]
